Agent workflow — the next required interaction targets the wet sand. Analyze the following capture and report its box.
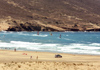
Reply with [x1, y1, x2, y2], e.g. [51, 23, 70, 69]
[0, 50, 100, 70]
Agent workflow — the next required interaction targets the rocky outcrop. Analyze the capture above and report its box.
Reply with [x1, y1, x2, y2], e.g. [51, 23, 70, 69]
[6, 21, 64, 31]
[86, 28, 100, 31]
[6, 20, 100, 31]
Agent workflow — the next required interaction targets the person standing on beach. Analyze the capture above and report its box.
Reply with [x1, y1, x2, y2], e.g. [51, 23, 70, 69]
[14, 48, 16, 52]
[36, 56, 38, 60]
[30, 56, 32, 59]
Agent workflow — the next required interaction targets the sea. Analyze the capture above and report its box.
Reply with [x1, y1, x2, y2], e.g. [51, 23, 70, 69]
[0, 31, 100, 55]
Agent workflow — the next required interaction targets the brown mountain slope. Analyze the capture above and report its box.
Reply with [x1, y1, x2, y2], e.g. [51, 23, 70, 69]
[0, 0, 100, 31]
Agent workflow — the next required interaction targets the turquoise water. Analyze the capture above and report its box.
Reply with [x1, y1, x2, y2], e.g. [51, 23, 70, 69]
[0, 31, 100, 55]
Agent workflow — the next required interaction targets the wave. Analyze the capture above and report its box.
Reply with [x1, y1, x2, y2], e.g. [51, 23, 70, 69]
[64, 38, 72, 40]
[32, 34, 48, 37]
[10, 41, 41, 45]
[0, 32, 48, 37]
[89, 43, 100, 46]
[0, 31, 15, 35]
[66, 35, 69, 36]
[1, 30, 7, 33]
[19, 33, 48, 37]
[0, 41, 59, 51]
[58, 43, 100, 55]
[0, 41, 100, 55]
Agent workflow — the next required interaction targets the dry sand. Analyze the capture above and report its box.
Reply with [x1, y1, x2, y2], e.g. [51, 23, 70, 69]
[0, 50, 100, 70]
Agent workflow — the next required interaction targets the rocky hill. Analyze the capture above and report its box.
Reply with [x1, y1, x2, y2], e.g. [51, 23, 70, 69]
[0, 0, 100, 31]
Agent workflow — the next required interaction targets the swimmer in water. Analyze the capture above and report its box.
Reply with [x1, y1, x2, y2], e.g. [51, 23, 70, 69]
[59, 34, 61, 38]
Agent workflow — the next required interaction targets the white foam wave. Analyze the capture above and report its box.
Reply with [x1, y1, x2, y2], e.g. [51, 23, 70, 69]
[32, 34, 48, 37]
[64, 38, 71, 40]
[0, 41, 59, 51]
[56, 43, 100, 55]
[1, 31, 7, 33]
[19, 33, 48, 37]
[90, 43, 100, 46]
[10, 41, 41, 45]
[66, 35, 69, 36]
[59, 48, 100, 55]
[0, 31, 14, 35]
[0, 41, 100, 55]
[64, 43, 100, 50]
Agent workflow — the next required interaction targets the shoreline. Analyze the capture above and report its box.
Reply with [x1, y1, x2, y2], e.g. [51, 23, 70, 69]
[0, 49, 100, 62]
[15, 50, 100, 56]
[1, 30, 100, 32]
[0, 50, 100, 70]
[2, 48, 100, 56]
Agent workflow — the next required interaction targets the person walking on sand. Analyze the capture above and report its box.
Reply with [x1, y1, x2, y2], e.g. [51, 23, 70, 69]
[14, 48, 16, 52]
[36, 56, 38, 60]
[30, 56, 32, 59]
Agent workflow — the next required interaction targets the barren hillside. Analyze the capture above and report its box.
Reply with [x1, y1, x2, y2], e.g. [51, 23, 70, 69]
[0, 0, 100, 31]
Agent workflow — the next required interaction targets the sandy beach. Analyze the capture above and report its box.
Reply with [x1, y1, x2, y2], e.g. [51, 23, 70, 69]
[0, 50, 100, 70]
